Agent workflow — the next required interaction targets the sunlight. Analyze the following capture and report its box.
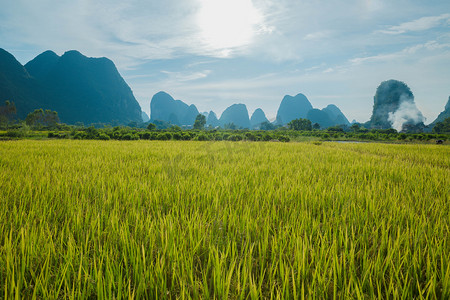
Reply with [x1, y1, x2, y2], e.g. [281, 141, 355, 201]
[197, 0, 263, 54]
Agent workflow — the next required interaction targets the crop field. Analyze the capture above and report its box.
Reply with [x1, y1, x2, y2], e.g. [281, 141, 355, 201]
[0, 140, 449, 299]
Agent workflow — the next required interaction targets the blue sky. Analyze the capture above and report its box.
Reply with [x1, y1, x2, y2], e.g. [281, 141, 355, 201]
[1, 0, 449, 123]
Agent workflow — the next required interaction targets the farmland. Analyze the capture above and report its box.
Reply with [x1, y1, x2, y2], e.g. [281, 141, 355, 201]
[0, 140, 449, 298]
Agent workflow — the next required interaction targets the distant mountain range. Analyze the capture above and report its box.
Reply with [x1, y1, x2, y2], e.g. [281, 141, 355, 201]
[150, 91, 199, 126]
[0, 48, 141, 124]
[1, 48, 448, 129]
[150, 91, 350, 129]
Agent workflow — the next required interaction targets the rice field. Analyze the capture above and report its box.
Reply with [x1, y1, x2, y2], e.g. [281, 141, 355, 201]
[0, 140, 449, 299]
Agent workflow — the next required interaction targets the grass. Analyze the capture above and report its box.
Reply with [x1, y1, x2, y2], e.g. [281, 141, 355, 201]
[0, 140, 449, 299]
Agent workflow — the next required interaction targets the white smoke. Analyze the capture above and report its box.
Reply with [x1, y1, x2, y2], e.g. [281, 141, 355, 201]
[388, 94, 425, 131]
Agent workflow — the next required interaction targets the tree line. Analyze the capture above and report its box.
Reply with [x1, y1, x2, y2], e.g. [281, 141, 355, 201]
[1, 103, 449, 142]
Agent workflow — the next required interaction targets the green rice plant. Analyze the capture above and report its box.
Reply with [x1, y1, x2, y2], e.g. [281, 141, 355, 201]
[0, 140, 449, 299]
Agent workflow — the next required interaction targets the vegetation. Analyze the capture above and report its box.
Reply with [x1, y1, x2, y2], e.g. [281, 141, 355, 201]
[0, 100, 17, 126]
[1, 122, 449, 144]
[25, 109, 60, 129]
[433, 117, 450, 134]
[0, 140, 448, 298]
[193, 114, 206, 130]
[288, 118, 312, 131]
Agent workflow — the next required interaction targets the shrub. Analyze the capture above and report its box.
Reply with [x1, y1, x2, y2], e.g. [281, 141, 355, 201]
[228, 134, 243, 141]
[73, 131, 87, 140]
[121, 133, 139, 140]
[182, 133, 192, 140]
[245, 132, 257, 141]
[278, 136, 290, 142]
[196, 134, 209, 141]
[262, 133, 272, 141]
[156, 132, 172, 140]
[398, 133, 407, 140]
[140, 132, 151, 140]
[98, 133, 111, 140]
[48, 131, 67, 139]
[172, 132, 182, 140]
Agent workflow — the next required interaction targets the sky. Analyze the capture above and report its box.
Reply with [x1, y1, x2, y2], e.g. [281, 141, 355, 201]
[1, 0, 449, 123]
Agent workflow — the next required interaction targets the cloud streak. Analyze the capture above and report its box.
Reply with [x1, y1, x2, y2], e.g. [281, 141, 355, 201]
[378, 13, 450, 35]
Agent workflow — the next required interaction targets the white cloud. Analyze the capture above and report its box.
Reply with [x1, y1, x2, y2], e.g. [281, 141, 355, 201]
[304, 31, 333, 41]
[350, 40, 450, 65]
[378, 13, 450, 35]
[161, 70, 211, 82]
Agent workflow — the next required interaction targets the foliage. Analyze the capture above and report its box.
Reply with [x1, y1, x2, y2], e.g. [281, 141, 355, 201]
[227, 134, 243, 141]
[193, 114, 206, 130]
[433, 117, 450, 133]
[195, 133, 209, 141]
[260, 121, 275, 130]
[151, 119, 172, 130]
[5, 123, 30, 138]
[288, 118, 312, 131]
[25, 109, 60, 129]
[146, 122, 156, 130]
[2, 122, 450, 143]
[0, 100, 17, 127]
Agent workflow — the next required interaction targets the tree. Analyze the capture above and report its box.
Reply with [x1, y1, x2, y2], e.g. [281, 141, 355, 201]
[25, 109, 60, 128]
[147, 123, 156, 130]
[193, 114, 206, 130]
[0, 100, 17, 127]
[350, 123, 360, 132]
[260, 121, 275, 130]
[313, 123, 321, 130]
[288, 118, 312, 131]
[433, 117, 450, 133]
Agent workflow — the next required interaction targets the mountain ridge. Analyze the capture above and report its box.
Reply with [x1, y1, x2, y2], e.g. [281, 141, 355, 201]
[0, 48, 142, 124]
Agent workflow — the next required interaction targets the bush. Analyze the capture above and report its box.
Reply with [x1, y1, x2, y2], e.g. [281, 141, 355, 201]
[228, 134, 243, 141]
[6, 130, 26, 138]
[398, 133, 407, 140]
[182, 133, 192, 140]
[139, 132, 151, 140]
[73, 131, 87, 140]
[121, 133, 139, 140]
[196, 134, 209, 141]
[262, 133, 272, 141]
[278, 136, 290, 142]
[98, 133, 111, 140]
[48, 131, 67, 139]
[5, 124, 30, 138]
[156, 132, 172, 140]
[172, 132, 182, 140]
[245, 132, 256, 141]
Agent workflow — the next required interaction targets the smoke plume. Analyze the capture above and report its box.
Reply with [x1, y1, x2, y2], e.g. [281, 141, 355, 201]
[388, 94, 425, 131]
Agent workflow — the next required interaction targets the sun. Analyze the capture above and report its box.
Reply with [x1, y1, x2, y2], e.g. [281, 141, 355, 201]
[197, 0, 263, 54]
